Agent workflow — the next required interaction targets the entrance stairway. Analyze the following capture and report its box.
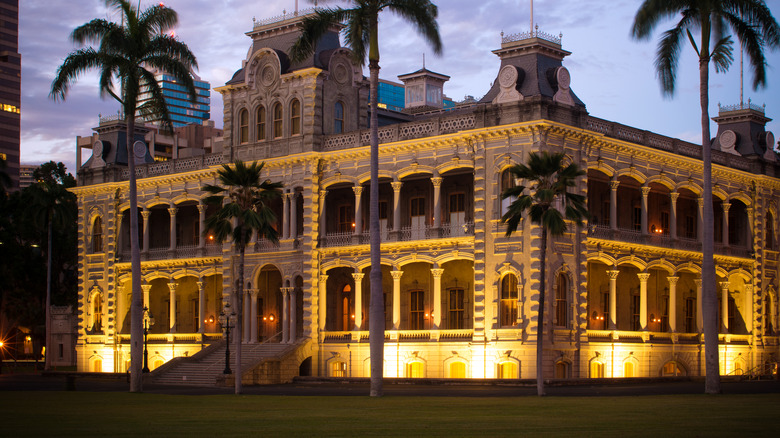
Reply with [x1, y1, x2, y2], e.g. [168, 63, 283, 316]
[152, 338, 292, 386]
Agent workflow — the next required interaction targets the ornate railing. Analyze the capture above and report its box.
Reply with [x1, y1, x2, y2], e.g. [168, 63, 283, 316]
[253, 7, 316, 28]
[440, 222, 475, 237]
[719, 100, 765, 114]
[502, 27, 562, 45]
[588, 225, 752, 258]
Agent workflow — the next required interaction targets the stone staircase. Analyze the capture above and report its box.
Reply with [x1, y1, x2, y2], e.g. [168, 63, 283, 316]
[152, 339, 292, 386]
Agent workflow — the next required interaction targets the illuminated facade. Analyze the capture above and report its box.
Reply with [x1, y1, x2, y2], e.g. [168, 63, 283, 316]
[0, 0, 20, 189]
[71, 12, 779, 382]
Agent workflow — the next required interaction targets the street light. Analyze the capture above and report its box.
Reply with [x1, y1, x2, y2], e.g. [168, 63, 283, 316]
[219, 303, 236, 375]
[142, 306, 155, 373]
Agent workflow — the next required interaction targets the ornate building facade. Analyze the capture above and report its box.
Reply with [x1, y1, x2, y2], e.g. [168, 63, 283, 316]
[71, 12, 779, 382]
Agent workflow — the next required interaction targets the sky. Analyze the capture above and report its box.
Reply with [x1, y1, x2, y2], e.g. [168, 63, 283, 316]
[19, 0, 780, 174]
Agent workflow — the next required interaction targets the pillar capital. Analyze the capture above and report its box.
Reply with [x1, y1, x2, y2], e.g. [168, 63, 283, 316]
[319, 189, 327, 199]
[391, 270, 404, 280]
[609, 180, 620, 190]
[319, 274, 329, 283]
[431, 268, 444, 278]
[667, 276, 679, 286]
[197, 203, 206, 213]
[641, 186, 651, 197]
[637, 273, 651, 282]
[431, 177, 443, 187]
[352, 185, 364, 196]
[719, 281, 730, 291]
[670, 192, 679, 202]
[694, 278, 702, 287]
[607, 269, 620, 280]
[141, 284, 152, 293]
[167, 282, 178, 292]
[141, 210, 151, 219]
[196, 281, 204, 290]
[391, 181, 403, 192]
[352, 272, 365, 282]
[168, 207, 178, 216]
[722, 202, 731, 212]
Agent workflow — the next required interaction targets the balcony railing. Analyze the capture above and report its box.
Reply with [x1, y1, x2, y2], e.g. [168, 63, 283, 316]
[322, 329, 474, 343]
[588, 225, 752, 258]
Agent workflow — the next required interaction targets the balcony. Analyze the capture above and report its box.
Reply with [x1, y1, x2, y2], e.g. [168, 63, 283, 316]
[588, 225, 753, 258]
[320, 222, 475, 248]
[322, 329, 474, 343]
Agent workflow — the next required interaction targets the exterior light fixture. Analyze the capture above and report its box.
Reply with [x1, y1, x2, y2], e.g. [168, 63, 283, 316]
[269, 314, 275, 322]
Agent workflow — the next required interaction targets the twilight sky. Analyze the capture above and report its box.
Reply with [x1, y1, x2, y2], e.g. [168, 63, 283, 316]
[19, 0, 780, 173]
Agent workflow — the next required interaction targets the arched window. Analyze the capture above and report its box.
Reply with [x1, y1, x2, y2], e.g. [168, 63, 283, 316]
[92, 216, 103, 253]
[331, 361, 347, 377]
[92, 294, 103, 332]
[273, 103, 283, 138]
[256, 106, 266, 141]
[290, 99, 301, 136]
[555, 273, 568, 327]
[765, 294, 775, 336]
[590, 361, 604, 378]
[661, 361, 686, 376]
[334, 101, 344, 133]
[341, 284, 352, 331]
[497, 361, 517, 378]
[406, 361, 425, 378]
[767, 211, 776, 249]
[555, 361, 570, 379]
[449, 361, 466, 378]
[500, 168, 517, 217]
[624, 360, 635, 378]
[500, 274, 518, 327]
[238, 108, 249, 144]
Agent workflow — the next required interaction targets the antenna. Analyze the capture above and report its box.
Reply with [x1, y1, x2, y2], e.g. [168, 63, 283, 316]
[530, 0, 534, 33]
[423, 53, 425, 69]
[740, 46, 744, 105]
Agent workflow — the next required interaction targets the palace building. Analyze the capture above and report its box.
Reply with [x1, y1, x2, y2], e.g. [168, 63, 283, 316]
[70, 11, 779, 383]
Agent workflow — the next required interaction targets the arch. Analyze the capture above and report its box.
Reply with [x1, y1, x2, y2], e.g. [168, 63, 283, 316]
[727, 192, 753, 207]
[622, 355, 639, 378]
[660, 360, 687, 376]
[405, 357, 427, 378]
[711, 186, 729, 201]
[321, 175, 360, 190]
[732, 355, 747, 375]
[589, 356, 605, 378]
[499, 271, 519, 328]
[615, 168, 648, 185]
[443, 355, 468, 378]
[395, 255, 437, 268]
[272, 102, 283, 138]
[646, 259, 676, 274]
[91, 214, 103, 253]
[437, 159, 475, 176]
[355, 169, 395, 185]
[495, 357, 519, 379]
[245, 48, 283, 88]
[88, 286, 104, 333]
[250, 263, 286, 284]
[432, 252, 476, 266]
[327, 357, 348, 377]
[586, 162, 616, 178]
[614, 256, 647, 271]
[89, 355, 104, 373]
[142, 271, 172, 282]
[645, 174, 676, 191]
[170, 194, 203, 206]
[674, 181, 703, 197]
[289, 98, 301, 136]
[255, 104, 267, 141]
[586, 252, 618, 267]
[396, 164, 436, 180]
[237, 108, 249, 144]
[552, 266, 573, 328]
[554, 359, 572, 379]
[675, 262, 702, 275]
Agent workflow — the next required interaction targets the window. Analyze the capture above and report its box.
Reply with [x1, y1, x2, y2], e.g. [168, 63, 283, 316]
[632, 206, 641, 231]
[338, 204, 354, 233]
[290, 99, 301, 135]
[92, 359, 102, 373]
[685, 215, 696, 239]
[624, 361, 635, 378]
[410, 290, 424, 330]
[555, 361, 570, 379]
[684, 296, 696, 333]
[341, 285, 352, 331]
[630, 293, 640, 331]
[449, 361, 466, 378]
[727, 296, 736, 333]
[331, 361, 346, 377]
[256, 106, 266, 141]
[590, 361, 604, 378]
[660, 211, 669, 235]
[449, 192, 466, 234]
[92, 216, 103, 253]
[448, 288, 465, 329]
[500, 274, 518, 327]
[602, 291, 610, 330]
[601, 199, 610, 227]
[334, 101, 344, 133]
[406, 361, 424, 378]
[765, 294, 775, 335]
[662, 361, 686, 376]
[733, 360, 744, 375]
[273, 103, 283, 138]
[555, 274, 568, 327]
[660, 294, 669, 332]
[500, 170, 516, 217]
[767, 212, 775, 249]
[92, 294, 103, 332]
[497, 361, 517, 378]
[410, 197, 426, 239]
[238, 108, 249, 144]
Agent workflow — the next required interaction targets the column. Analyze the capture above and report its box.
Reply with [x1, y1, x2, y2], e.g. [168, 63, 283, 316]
[391, 270, 403, 329]
[608, 269, 619, 329]
[352, 272, 365, 330]
[197, 280, 205, 334]
[610, 180, 619, 230]
[431, 268, 444, 329]
[747, 207, 755, 246]
[319, 190, 327, 239]
[641, 186, 650, 235]
[168, 207, 177, 250]
[290, 191, 298, 239]
[695, 279, 703, 332]
[721, 281, 730, 333]
[668, 276, 679, 333]
[392, 181, 402, 236]
[141, 284, 152, 310]
[670, 192, 679, 240]
[697, 197, 704, 242]
[197, 203, 206, 249]
[353, 186, 363, 236]
[289, 287, 297, 343]
[282, 193, 290, 239]
[638, 273, 650, 330]
[431, 176, 443, 229]
[250, 290, 258, 343]
[141, 209, 150, 253]
[282, 287, 290, 343]
[318, 275, 328, 333]
[168, 281, 177, 333]
[720, 202, 731, 245]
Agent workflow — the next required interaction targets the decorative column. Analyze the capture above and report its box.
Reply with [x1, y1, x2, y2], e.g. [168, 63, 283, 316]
[610, 180, 619, 230]
[289, 287, 297, 343]
[289, 191, 298, 240]
[608, 269, 619, 329]
[670, 192, 679, 239]
[352, 272, 365, 330]
[638, 272, 650, 330]
[641, 186, 650, 235]
[141, 209, 150, 253]
[168, 207, 178, 250]
[695, 279, 703, 332]
[392, 181, 402, 237]
[318, 275, 328, 333]
[668, 276, 679, 333]
[141, 283, 152, 310]
[282, 192, 290, 240]
[250, 290, 258, 343]
[197, 203, 206, 249]
[353, 186, 363, 237]
[747, 207, 755, 246]
[722, 202, 731, 245]
[391, 270, 403, 329]
[431, 268, 444, 329]
[197, 280, 205, 334]
[431, 176, 443, 229]
[168, 281, 177, 333]
[721, 281, 730, 333]
[282, 287, 290, 343]
[697, 197, 704, 242]
[319, 190, 327, 239]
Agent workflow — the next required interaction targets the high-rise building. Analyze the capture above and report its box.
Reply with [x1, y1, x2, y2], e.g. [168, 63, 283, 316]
[18, 164, 35, 188]
[138, 71, 211, 128]
[0, 0, 20, 190]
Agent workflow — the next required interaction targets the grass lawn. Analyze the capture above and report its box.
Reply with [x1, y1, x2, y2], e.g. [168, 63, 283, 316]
[3, 392, 779, 437]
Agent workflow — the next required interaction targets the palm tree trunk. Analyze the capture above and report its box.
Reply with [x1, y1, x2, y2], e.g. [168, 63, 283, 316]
[368, 57, 384, 397]
[235, 243, 245, 395]
[44, 218, 52, 371]
[700, 46, 721, 394]
[127, 115, 144, 393]
[537, 224, 547, 396]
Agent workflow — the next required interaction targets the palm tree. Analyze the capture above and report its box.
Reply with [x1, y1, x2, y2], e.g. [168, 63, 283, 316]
[50, 0, 198, 392]
[501, 151, 588, 396]
[632, 0, 779, 394]
[26, 165, 77, 371]
[201, 160, 282, 394]
[290, 0, 442, 397]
